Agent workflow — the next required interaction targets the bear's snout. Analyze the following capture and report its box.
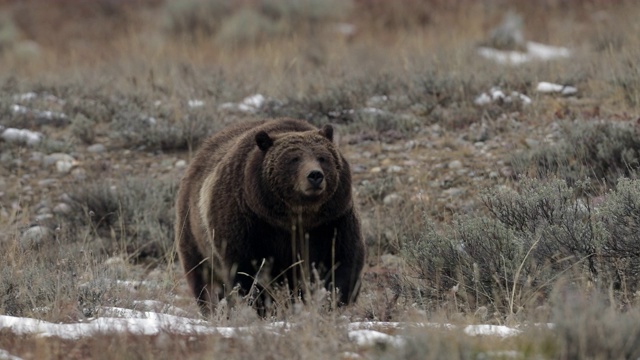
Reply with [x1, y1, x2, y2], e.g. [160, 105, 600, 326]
[307, 170, 324, 188]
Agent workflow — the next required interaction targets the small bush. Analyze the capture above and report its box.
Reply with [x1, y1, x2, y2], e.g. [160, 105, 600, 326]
[65, 177, 177, 262]
[403, 178, 640, 315]
[512, 120, 640, 186]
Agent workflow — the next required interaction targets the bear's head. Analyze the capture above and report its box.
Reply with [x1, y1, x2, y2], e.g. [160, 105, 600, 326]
[254, 124, 342, 213]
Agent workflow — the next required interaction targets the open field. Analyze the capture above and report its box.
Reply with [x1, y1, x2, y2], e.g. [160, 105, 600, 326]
[1, 0, 640, 358]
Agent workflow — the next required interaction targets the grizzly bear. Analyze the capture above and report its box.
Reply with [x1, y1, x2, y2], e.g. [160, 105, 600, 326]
[175, 118, 365, 316]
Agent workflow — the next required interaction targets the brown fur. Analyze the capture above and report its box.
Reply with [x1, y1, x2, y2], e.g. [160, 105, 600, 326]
[175, 118, 365, 315]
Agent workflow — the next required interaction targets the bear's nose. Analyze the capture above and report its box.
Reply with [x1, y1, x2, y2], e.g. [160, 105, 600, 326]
[307, 170, 324, 187]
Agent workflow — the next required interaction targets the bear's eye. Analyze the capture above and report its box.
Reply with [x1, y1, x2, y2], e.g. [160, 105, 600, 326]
[289, 156, 300, 164]
[318, 156, 326, 163]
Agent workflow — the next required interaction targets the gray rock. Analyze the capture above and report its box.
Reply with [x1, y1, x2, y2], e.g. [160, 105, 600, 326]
[35, 213, 54, 222]
[387, 165, 403, 173]
[37, 178, 58, 187]
[524, 138, 539, 148]
[448, 160, 463, 169]
[56, 159, 74, 173]
[383, 193, 403, 206]
[175, 159, 187, 168]
[443, 187, 465, 197]
[20, 225, 54, 249]
[87, 143, 106, 153]
[43, 153, 74, 167]
[53, 202, 72, 215]
[351, 164, 366, 173]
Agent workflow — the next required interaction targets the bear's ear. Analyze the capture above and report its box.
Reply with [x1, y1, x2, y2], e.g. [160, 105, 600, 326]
[319, 124, 334, 142]
[255, 131, 273, 152]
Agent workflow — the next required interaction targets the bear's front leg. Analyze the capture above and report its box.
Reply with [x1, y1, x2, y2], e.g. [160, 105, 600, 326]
[327, 209, 365, 305]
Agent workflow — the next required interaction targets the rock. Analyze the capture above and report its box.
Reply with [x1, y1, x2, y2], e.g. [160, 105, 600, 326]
[20, 225, 54, 249]
[387, 165, 403, 173]
[443, 187, 465, 197]
[37, 178, 58, 187]
[53, 203, 72, 215]
[87, 143, 106, 153]
[524, 138, 539, 148]
[370, 167, 382, 174]
[383, 193, 403, 206]
[35, 213, 54, 223]
[43, 153, 74, 167]
[351, 164, 366, 173]
[56, 159, 74, 173]
[175, 159, 187, 168]
[448, 160, 463, 169]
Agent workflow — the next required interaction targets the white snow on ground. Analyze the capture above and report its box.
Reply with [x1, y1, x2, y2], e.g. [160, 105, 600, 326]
[219, 94, 266, 114]
[478, 41, 570, 65]
[13, 92, 38, 102]
[474, 87, 531, 106]
[348, 329, 407, 347]
[10, 104, 67, 121]
[536, 82, 578, 96]
[463, 324, 522, 337]
[0, 310, 529, 349]
[0, 349, 24, 360]
[188, 99, 205, 108]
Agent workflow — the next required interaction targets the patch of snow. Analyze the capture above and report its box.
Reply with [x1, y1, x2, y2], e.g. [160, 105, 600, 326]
[474, 92, 492, 106]
[536, 82, 578, 96]
[188, 99, 204, 108]
[348, 321, 405, 331]
[1, 128, 43, 146]
[360, 107, 387, 115]
[13, 92, 38, 102]
[0, 314, 216, 340]
[366, 95, 389, 107]
[219, 94, 266, 114]
[474, 87, 531, 106]
[478, 41, 570, 65]
[477, 47, 531, 65]
[348, 329, 406, 347]
[526, 42, 571, 61]
[10, 105, 28, 114]
[10, 104, 67, 122]
[0, 310, 528, 345]
[0, 349, 24, 360]
[463, 324, 521, 337]
[335, 23, 356, 36]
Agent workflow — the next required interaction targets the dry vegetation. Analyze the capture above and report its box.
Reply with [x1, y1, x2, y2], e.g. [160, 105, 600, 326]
[1, 0, 640, 358]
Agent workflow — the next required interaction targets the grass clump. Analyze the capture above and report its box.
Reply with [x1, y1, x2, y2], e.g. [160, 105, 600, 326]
[550, 290, 640, 359]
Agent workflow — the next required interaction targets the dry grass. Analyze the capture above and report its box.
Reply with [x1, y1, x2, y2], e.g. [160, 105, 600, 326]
[1, 0, 640, 358]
